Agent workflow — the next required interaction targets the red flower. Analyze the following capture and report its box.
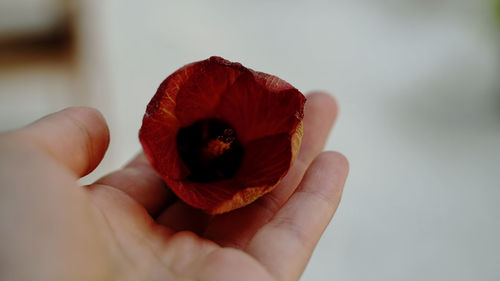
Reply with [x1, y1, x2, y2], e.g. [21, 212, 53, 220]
[139, 57, 305, 214]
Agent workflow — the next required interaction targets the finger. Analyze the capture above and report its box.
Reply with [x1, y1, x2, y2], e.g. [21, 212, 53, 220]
[10, 107, 109, 177]
[247, 151, 349, 281]
[95, 153, 175, 216]
[87, 183, 175, 244]
[296, 92, 339, 166]
[202, 92, 338, 247]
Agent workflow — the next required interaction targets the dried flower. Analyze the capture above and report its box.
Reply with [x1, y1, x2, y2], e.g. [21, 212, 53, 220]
[139, 57, 305, 214]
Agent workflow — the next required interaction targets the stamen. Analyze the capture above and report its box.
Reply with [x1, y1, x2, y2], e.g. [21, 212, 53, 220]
[203, 128, 235, 159]
[177, 118, 243, 182]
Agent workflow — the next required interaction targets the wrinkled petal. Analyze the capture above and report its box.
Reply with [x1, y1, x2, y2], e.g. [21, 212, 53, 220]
[175, 58, 242, 126]
[139, 118, 187, 179]
[140, 64, 189, 179]
[214, 72, 304, 144]
[235, 133, 292, 187]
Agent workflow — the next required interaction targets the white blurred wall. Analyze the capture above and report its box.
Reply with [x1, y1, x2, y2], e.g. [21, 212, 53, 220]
[1, 0, 500, 280]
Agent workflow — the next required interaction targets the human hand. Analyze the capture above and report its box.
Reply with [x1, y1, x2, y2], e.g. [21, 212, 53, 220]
[0, 92, 348, 281]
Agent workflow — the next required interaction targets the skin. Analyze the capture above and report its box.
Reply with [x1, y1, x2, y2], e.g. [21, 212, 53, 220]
[0, 92, 349, 281]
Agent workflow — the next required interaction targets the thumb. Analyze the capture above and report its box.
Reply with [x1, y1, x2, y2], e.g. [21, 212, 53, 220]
[11, 107, 110, 177]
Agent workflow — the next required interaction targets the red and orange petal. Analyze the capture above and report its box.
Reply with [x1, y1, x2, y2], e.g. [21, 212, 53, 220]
[139, 56, 305, 214]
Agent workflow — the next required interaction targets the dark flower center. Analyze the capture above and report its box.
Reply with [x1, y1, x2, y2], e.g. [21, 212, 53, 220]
[177, 119, 244, 182]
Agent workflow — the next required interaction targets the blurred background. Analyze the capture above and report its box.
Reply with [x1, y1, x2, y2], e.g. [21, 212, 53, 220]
[1, 0, 499, 280]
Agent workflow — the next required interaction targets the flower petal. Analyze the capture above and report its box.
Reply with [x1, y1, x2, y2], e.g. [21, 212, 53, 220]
[139, 117, 187, 179]
[175, 57, 242, 126]
[214, 72, 305, 144]
[235, 133, 292, 187]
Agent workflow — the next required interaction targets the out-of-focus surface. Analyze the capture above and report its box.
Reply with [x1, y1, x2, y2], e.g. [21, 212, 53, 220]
[1, 0, 499, 280]
[0, 0, 74, 130]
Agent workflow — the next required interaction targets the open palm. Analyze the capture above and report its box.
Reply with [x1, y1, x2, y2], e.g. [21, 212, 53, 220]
[0, 93, 348, 281]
